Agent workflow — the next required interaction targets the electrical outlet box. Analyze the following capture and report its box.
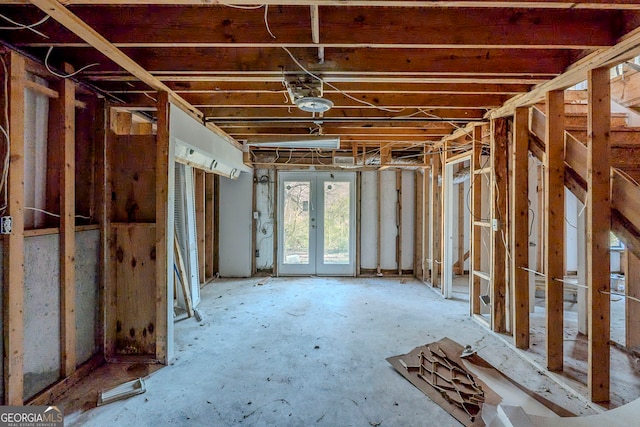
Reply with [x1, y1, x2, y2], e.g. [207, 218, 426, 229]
[1, 216, 12, 234]
[491, 218, 499, 231]
[253, 211, 260, 220]
[255, 249, 260, 257]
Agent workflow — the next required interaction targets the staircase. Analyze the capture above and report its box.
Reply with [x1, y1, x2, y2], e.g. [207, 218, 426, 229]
[528, 88, 640, 259]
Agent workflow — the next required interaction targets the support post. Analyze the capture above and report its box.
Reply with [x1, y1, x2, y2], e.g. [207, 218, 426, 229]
[545, 89, 565, 372]
[491, 118, 508, 333]
[397, 169, 402, 275]
[512, 107, 530, 349]
[471, 125, 483, 316]
[587, 67, 611, 403]
[205, 173, 215, 280]
[57, 64, 76, 377]
[155, 91, 170, 364]
[431, 154, 442, 287]
[3, 51, 25, 405]
[415, 170, 424, 281]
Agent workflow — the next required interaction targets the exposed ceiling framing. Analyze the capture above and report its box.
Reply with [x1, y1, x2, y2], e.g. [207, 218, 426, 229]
[3, 1, 640, 162]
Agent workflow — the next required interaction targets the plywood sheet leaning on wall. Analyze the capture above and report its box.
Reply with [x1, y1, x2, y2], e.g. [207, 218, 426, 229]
[113, 224, 157, 356]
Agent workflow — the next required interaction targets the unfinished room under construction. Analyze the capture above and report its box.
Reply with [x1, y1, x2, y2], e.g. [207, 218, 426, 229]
[1, 1, 640, 425]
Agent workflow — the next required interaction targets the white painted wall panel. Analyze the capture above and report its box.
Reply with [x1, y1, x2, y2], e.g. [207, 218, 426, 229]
[401, 170, 415, 271]
[360, 171, 378, 269]
[219, 172, 253, 277]
[380, 170, 398, 270]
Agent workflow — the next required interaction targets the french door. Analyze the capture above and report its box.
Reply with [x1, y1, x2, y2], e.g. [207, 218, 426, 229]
[278, 172, 356, 276]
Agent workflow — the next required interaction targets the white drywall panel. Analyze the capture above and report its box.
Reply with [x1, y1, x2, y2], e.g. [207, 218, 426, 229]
[401, 170, 415, 271]
[380, 170, 398, 270]
[75, 229, 100, 365]
[360, 171, 378, 269]
[24, 234, 61, 400]
[255, 169, 275, 270]
[565, 189, 579, 272]
[219, 172, 253, 277]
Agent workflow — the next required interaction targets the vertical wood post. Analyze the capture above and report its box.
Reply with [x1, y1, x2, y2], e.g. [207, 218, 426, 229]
[415, 170, 424, 281]
[545, 89, 565, 372]
[491, 118, 508, 333]
[626, 249, 640, 349]
[431, 153, 442, 287]
[3, 51, 25, 405]
[376, 170, 382, 275]
[58, 64, 76, 377]
[456, 163, 465, 275]
[471, 125, 483, 316]
[205, 173, 215, 279]
[512, 107, 530, 349]
[587, 67, 611, 403]
[155, 92, 170, 364]
[397, 169, 402, 275]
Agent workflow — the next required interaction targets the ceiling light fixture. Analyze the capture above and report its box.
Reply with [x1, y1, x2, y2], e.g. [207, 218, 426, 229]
[294, 96, 334, 113]
[285, 76, 333, 113]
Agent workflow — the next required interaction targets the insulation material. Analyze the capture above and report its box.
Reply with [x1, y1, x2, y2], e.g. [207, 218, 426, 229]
[219, 172, 253, 277]
[401, 170, 415, 271]
[24, 234, 61, 400]
[254, 169, 275, 270]
[75, 229, 101, 365]
[359, 171, 378, 269]
[380, 170, 398, 270]
[24, 75, 49, 228]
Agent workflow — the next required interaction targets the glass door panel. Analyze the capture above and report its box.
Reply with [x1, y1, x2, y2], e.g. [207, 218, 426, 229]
[278, 172, 355, 276]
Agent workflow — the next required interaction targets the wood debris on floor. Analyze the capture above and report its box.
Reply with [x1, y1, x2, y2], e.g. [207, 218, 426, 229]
[387, 337, 572, 426]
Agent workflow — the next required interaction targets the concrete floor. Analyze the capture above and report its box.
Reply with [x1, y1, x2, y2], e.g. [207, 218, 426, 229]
[66, 277, 601, 426]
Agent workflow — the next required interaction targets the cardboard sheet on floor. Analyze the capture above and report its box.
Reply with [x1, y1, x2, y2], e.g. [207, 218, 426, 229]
[387, 338, 572, 426]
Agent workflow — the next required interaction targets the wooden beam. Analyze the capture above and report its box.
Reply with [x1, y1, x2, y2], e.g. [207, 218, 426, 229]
[431, 153, 442, 287]
[587, 67, 611, 403]
[128, 92, 512, 109]
[470, 125, 483, 315]
[155, 91, 170, 364]
[57, 63, 76, 377]
[9, 5, 623, 48]
[625, 249, 640, 350]
[45, 46, 576, 76]
[489, 26, 640, 118]
[29, 0, 241, 151]
[490, 117, 508, 333]
[544, 90, 565, 372]
[3, 50, 25, 405]
[512, 107, 530, 349]
[8, 0, 640, 8]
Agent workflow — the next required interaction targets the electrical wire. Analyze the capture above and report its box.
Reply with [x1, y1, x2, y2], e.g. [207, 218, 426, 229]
[264, 5, 276, 39]
[281, 47, 405, 113]
[218, 2, 264, 10]
[0, 13, 50, 39]
[45, 46, 100, 79]
[25, 206, 91, 220]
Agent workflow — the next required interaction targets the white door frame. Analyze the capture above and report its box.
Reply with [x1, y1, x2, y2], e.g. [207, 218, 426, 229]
[277, 171, 356, 276]
[443, 155, 471, 299]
